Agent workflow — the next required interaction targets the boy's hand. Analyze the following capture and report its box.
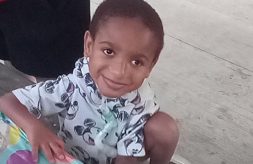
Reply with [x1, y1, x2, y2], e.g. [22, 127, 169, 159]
[0, 93, 69, 163]
[25, 121, 66, 163]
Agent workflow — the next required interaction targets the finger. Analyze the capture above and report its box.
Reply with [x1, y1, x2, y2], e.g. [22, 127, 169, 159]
[55, 138, 65, 149]
[49, 142, 65, 160]
[31, 145, 39, 163]
[41, 144, 55, 163]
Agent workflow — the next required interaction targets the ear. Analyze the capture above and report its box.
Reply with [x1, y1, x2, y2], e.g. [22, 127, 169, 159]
[84, 31, 94, 58]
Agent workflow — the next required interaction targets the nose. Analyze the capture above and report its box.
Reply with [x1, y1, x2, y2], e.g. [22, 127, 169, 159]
[109, 60, 127, 78]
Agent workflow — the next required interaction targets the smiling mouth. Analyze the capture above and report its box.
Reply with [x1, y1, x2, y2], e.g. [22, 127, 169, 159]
[102, 76, 126, 90]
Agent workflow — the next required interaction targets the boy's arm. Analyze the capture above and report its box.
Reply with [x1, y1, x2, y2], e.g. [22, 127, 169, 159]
[0, 92, 66, 163]
[0, 92, 39, 134]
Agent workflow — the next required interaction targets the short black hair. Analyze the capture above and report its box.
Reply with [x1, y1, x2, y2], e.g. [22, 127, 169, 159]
[89, 0, 164, 60]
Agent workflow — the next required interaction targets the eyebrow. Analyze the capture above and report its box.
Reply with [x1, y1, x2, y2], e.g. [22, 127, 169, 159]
[98, 41, 113, 46]
[135, 54, 150, 62]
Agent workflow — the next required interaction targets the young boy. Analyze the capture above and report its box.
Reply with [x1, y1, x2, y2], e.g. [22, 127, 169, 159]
[0, 0, 179, 164]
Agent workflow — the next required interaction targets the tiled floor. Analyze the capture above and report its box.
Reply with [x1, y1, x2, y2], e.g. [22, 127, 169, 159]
[1, 1, 253, 164]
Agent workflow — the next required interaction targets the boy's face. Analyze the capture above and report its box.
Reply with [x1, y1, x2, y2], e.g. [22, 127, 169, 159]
[84, 17, 159, 98]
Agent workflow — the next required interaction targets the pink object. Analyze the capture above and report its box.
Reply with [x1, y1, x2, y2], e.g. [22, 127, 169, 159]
[7, 150, 35, 164]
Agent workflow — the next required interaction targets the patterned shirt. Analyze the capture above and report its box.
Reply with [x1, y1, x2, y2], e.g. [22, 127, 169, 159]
[12, 58, 159, 164]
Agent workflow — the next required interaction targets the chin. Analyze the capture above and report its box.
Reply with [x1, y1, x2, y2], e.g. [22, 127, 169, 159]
[102, 92, 122, 98]
[100, 90, 126, 98]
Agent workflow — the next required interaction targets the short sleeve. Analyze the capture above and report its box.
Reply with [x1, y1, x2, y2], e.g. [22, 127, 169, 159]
[117, 80, 159, 157]
[12, 75, 75, 118]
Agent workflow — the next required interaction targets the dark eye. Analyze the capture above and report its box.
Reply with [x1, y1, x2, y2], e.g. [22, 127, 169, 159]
[131, 60, 142, 66]
[103, 49, 114, 56]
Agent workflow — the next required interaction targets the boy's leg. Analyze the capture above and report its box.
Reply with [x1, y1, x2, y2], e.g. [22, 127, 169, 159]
[144, 111, 179, 164]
